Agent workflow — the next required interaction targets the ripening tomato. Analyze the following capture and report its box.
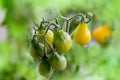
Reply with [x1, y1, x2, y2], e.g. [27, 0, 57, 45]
[92, 24, 112, 44]
[29, 39, 44, 60]
[49, 52, 67, 71]
[37, 29, 53, 51]
[74, 23, 91, 46]
[38, 59, 52, 77]
[53, 30, 72, 54]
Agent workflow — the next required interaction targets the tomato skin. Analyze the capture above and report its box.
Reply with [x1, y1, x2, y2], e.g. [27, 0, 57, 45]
[37, 29, 53, 51]
[29, 40, 44, 60]
[38, 59, 52, 77]
[49, 52, 67, 71]
[53, 30, 72, 54]
[74, 23, 91, 46]
[92, 24, 112, 44]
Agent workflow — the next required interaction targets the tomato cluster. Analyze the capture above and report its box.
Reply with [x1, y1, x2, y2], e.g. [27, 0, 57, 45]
[29, 12, 112, 78]
[29, 18, 73, 78]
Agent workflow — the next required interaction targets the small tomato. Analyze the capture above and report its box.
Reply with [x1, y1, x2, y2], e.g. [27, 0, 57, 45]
[92, 24, 112, 44]
[53, 30, 72, 54]
[74, 23, 91, 46]
[29, 39, 44, 60]
[49, 52, 67, 71]
[38, 59, 52, 77]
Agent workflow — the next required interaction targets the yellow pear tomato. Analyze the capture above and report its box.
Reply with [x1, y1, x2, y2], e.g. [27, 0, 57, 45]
[74, 23, 91, 46]
[92, 24, 112, 44]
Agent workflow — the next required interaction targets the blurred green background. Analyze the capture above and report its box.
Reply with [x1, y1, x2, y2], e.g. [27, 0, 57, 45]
[0, 0, 120, 80]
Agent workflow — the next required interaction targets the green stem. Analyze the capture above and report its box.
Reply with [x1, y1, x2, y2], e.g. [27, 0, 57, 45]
[60, 15, 69, 20]
[45, 38, 54, 51]
[44, 23, 51, 36]
[43, 22, 57, 56]
[42, 21, 58, 29]
[60, 13, 85, 33]
[69, 13, 84, 21]
[48, 69, 54, 80]
[55, 18, 59, 24]
[33, 26, 38, 34]
[43, 36, 46, 56]
[43, 23, 51, 56]
[84, 12, 93, 23]
[66, 20, 69, 33]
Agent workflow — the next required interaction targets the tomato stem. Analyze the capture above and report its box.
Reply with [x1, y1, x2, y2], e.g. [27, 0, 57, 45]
[48, 69, 54, 80]
[66, 20, 69, 33]
[55, 18, 59, 24]
[60, 13, 93, 34]
[60, 15, 69, 20]
[60, 13, 85, 33]
[69, 13, 84, 21]
[43, 23, 55, 55]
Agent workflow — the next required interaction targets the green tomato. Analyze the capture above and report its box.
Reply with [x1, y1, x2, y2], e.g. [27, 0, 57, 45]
[38, 59, 52, 78]
[29, 39, 44, 60]
[49, 52, 67, 71]
[53, 30, 72, 54]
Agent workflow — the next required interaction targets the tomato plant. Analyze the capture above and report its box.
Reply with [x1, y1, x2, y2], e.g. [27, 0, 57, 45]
[28, 12, 94, 78]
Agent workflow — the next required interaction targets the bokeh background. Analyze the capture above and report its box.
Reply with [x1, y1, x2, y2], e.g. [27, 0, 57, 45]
[0, 0, 120, 80]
